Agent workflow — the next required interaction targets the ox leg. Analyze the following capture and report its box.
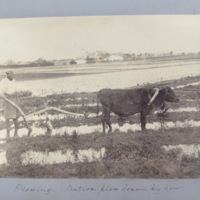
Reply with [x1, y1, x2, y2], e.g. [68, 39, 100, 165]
[140, 111, 147, 131]
[13, 118, 19, 137]
[101, 107, 112, 133]
[101, 118, 106, 133]
[105, 110, 112, 132]
[6, 119, 10, 138]
[101, 107, 107, 133]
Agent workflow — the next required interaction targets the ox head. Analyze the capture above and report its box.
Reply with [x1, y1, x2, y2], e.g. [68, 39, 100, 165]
[162, 86, 179, 103]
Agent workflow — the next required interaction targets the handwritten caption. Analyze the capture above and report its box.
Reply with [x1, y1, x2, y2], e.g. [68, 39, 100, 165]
[13, 183, 184, 196]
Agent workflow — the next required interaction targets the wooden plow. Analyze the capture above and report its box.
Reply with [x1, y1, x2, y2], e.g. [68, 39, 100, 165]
[25, 106, 85, 136]
[1, 97, 86, 136]
[26, 106, 85, 118]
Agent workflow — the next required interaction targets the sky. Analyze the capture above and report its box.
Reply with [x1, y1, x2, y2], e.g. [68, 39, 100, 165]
[0, 15, 200, 64]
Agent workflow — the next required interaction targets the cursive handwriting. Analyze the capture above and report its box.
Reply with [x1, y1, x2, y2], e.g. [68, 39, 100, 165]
[13, 183, 184, 196]
[14, 184, 54, 195]
[122, 184, 147, 192]
[98, 184, 120, 196]
[151, 184, 162, 194]
[66, 184, 96, 192]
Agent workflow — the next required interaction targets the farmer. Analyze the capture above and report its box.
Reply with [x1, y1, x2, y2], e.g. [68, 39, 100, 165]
[0, 70, 32, 137]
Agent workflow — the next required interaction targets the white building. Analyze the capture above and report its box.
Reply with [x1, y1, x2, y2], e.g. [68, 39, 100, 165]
[76, 59, 86, 64]
[108, 55, 123, 61]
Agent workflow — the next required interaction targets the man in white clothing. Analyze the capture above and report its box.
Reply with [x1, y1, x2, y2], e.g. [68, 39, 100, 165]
[0, 70, 32, 137]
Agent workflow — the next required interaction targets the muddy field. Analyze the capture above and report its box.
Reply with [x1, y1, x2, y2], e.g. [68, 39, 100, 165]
[0, 72, 200, 178]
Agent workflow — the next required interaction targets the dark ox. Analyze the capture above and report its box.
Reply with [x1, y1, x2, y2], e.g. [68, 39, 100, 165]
[97, 86, 179, 132]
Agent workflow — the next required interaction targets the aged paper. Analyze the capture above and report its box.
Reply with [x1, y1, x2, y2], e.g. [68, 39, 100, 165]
[0, 15, 200, 199]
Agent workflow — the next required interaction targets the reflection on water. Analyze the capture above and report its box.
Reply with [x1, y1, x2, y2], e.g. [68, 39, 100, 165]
[0, 115, 4, 121]
[23, 64, 200, 96]
[168, 107, 198, 112]
[21, 148, 105, 165]
[162, 144, 200, 160]
[0, 149, 7, 165]
[175, 81, 200, 89]
[53, 120, 200, 134]
[185, 99, 200, 102]
[53, 120, 200, 135]
[1, 120, 200, 139]
[0, 127, 45, 139]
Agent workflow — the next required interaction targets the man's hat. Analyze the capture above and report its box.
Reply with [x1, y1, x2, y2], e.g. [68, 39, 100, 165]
[6, 70, 14, 74]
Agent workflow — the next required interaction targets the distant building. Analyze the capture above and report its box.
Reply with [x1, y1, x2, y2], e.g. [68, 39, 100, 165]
[108, 54, 123, 62]
[76, 59, 86, 64]
[53, 59, 70, 66]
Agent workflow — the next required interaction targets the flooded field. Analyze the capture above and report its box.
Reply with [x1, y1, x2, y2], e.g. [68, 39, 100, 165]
[21, 148, 106, 165]
[163, 144, 200, 160]
[5, 60, 200, 96]
[0, 150, 7, 165]
[0, 60, 200, 178]
[1, 119, 200, 139]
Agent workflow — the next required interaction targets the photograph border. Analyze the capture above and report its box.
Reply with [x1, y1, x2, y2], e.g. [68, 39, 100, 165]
[0, 0, 200, 199]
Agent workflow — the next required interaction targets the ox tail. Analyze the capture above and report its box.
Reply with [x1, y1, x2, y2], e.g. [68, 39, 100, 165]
[96, 92, 100, 115]
[95, 92, 101, 125]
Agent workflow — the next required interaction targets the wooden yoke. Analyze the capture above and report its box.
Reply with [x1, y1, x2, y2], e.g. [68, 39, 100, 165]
[147, 88, 159, 106]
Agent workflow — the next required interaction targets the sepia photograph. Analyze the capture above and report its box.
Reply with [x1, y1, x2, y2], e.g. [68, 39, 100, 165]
[0, 15, 200, 179]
